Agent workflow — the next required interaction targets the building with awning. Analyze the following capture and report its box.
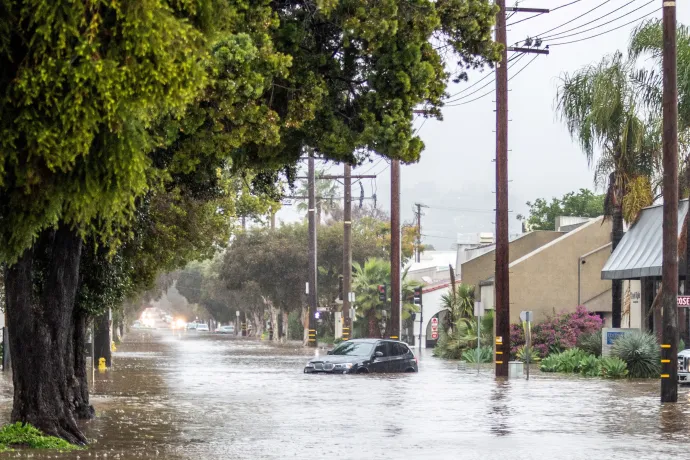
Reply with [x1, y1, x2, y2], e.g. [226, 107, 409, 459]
[601, 200, 689, 334]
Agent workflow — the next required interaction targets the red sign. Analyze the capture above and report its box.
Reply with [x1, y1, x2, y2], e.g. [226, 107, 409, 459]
[431, 317, 438, 326]
[679, 296, 690, 307]
[431, 332, 438, 340]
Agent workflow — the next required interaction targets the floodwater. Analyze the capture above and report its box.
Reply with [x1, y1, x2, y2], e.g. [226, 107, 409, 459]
[1, 330, 690, 459]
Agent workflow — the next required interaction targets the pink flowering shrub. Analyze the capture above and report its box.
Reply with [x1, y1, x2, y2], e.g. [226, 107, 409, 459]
[510, 306, 603, 359]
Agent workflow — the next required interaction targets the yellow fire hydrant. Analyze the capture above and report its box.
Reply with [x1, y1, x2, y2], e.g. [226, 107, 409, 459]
[111, 341, 117, 352]
[98, 357, 107, 371]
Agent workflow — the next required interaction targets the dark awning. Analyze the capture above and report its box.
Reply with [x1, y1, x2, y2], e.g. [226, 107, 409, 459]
[601, 200, 688, 280]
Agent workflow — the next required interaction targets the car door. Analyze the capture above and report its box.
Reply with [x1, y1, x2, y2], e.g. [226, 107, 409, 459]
[370, 341, 392, 373]
[389, 343, 408, 372]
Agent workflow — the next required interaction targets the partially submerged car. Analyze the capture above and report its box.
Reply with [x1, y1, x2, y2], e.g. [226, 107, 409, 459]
[304, 339, 418, 374]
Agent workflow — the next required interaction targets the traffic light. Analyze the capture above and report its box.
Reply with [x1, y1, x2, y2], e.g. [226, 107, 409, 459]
[413, 287, 422, 306]
[338, 275, 344, 301]
[378, 284, 387, 302]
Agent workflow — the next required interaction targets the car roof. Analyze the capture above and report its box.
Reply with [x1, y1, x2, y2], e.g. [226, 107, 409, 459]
[345, 338, 407, 344]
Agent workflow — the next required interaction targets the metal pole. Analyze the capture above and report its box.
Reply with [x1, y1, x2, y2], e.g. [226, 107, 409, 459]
[416, 203, 422, 263]
[494, 0, 510, 378]
[578, 257, 582, 306]
[308, 151, 318, 347]
[418, 297, 424, 350]
[390, 159, 401, 340]
[477, 313, 481, 375]
[661, 0, 679, 403]
[343, 163, 352, 341]
[526, 321, 531, 381]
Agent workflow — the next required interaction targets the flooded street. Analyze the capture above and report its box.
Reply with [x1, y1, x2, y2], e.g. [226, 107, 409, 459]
[1, 330, 690, 458]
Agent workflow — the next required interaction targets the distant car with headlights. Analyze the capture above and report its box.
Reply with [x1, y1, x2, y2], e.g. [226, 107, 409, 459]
[216, 325, 235, 334]
[196, 323, 210, 332]
[304, 339, 418, 374]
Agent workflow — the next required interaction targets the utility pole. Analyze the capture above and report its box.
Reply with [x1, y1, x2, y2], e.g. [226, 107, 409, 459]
[414, 203, 427, 263]
[307, 151, 318, 348]
[390, 160, 401, 340]
[494, 2, 549, 379]
[661, 0, 678, 403]
[342, 163, 352, 341]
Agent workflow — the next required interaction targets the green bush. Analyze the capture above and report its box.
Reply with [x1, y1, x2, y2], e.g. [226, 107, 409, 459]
[0, 423, 82, 451]
[516, 345, 541, 363]
[555, 348, 589, 373]
[611, 331, 660, 378]
[680, 338, 686, 351]
[579, 354, 601, 377]
[460, 346, 493, 363]
[599, 357, 628, 379]
[577, 330, 602, 357]
[539, 354, 560, 372]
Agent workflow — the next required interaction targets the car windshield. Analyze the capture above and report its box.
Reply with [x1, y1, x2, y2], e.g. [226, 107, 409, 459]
[330, 342, 374, 356]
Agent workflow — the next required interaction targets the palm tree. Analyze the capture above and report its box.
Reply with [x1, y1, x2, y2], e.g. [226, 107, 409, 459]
[439, 283, 474, 333]
[352, 257, 420, 338]
[556, 51, 657, 327]
[296, 169, 340, 224]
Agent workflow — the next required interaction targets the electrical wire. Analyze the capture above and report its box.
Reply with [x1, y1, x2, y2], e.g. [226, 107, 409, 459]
[528, 0, 614, 39]
[506, 0, 584, 27]
[445, 54, 541, 107]
[537, 0, 653, 41]
[445, 54, 526, 104]
[546, 8, 660, 46]
[425, 205, 515, 213]
[446, 52, 524, 99]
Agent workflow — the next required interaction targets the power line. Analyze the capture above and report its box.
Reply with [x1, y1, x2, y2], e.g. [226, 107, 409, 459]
[546, 8, 661, 46]
[506, 0, 584, 26]
[445, 54, 541, 107]
[425, 205, 515, 213]
[528, 0, 615, 40]
[445, 54, 526, 104]
[446, 52, 526, 100]
[538, 0, 653, 41]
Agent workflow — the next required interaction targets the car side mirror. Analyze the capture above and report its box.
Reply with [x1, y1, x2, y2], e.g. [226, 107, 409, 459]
[375, 351, 384, 358]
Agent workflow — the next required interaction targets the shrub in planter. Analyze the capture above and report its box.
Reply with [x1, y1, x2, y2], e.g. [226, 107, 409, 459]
[579, 354, 601, 377]
[599, 357, 628, 379]
[577, 330, 602, 357]
[611, 331, 660, 378]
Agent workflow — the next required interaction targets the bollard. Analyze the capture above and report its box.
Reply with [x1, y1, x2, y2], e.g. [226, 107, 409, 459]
[111, 341, 117, 353]
[98, 357, 107, 371]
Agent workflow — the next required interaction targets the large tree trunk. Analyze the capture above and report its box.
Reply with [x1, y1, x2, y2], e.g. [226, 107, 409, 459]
[367, 309, 379, 338]
[5, 226, 87, 444]
[94, 309, 112, 368]
[283, 310, 289, 342]
[611, 201, 624, 328]
[69, 310, 94, 420]
[271, 305, 280, 342]
[252, 311, 264, 337]
[302, 304, 309, 346]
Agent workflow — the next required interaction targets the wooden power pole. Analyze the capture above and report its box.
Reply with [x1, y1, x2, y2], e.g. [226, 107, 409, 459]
[661, 0, 679, 403]
[494, 2, 549, 378]
[342, 163, 352, 340]
[307, 152, 318, 347]
[390, 159, 401, 340]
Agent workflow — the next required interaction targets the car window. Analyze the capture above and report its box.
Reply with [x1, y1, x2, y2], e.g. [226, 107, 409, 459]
[374, 342, 389, 357]
[392, 343, 408, 356]
[331, 342, 374, 356]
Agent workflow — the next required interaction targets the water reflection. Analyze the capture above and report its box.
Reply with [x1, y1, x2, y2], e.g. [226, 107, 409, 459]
[0, 331, 689, 458]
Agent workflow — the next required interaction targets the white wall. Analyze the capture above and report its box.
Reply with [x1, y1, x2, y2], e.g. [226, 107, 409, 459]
[480, 284, 494, 310]
[412, 287, 447, 348]
[622, 280, 642, 329]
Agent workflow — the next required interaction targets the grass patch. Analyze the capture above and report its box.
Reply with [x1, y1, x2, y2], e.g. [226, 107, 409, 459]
[0, 423, 83, 452]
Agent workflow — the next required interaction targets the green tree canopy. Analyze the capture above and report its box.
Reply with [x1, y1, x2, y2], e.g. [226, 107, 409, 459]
[517, 189, 605, 231]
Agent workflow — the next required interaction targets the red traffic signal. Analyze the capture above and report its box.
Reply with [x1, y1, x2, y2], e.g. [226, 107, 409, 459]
[378, 284, 387, 301]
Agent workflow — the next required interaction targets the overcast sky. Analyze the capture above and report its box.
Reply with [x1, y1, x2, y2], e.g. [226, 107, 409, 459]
[274, 0, 690, 251]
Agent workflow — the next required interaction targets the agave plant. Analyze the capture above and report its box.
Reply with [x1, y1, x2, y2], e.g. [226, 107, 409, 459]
[461, 346, 493, 363]
[611, 331, 660, 378]
[516, 345, 542, 363]
[579, 354, 601, 377]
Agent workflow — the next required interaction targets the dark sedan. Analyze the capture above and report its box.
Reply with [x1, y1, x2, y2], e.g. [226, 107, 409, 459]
[304, 339, 418, 374]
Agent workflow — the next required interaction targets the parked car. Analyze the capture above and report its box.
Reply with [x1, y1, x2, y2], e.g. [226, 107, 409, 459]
[196, 323, 210, 332]
[186, 322, 198, 330]
[304, 339, 418, 374]
[216, 325, 235, 334]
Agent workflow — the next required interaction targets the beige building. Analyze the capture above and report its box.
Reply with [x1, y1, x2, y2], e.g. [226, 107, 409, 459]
[463, 217, 617, 324]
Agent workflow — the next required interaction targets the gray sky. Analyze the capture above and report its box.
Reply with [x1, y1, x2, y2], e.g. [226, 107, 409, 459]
[275, 1, 690, 251]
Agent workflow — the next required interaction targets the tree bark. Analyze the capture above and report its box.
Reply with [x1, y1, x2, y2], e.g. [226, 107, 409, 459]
[5, 226, 87, 444]
[252, 311, 264, 337]
[69, 310, 94, 420]
[302, 304, 309, 346]
[271, 305, 279, 342]
[367, 309, 379, 338]
[611, 201, 624, 328]
[94, 309, 112, 368]
[283, 310, 289, 342]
